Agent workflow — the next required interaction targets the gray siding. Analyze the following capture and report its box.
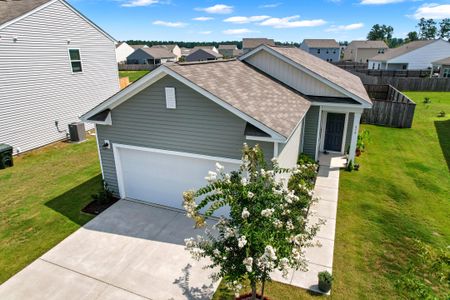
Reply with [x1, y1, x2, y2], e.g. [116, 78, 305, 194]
[302, 106, 320, 159]
[0, 0, 119, 153]
[345, 112, 354, 152]
[126, 49, 151, 64]
[97, 75, 273, 195]
[185, 50, 220, 62]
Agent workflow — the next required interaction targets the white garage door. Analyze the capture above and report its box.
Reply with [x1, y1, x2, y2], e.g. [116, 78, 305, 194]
[114, 144, 241, 212]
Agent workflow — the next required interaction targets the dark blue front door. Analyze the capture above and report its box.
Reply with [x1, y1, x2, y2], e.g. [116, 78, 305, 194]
[324, 113, 345, 152]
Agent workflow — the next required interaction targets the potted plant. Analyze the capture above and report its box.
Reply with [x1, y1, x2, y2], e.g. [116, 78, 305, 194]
[318, 271, 333, 293]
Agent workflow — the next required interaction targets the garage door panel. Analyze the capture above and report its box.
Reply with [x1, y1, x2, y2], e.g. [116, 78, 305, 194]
[116, 146, 239, 215]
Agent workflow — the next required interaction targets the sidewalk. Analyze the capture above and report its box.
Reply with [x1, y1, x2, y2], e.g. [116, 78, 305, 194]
[272, 153, 346, 294]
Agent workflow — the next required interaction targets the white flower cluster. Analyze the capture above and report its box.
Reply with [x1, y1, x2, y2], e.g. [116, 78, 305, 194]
[247, 191, 254, 199]
[182, 190, 197, 218]
[273, 219, 283, 228]
[215, 162, 224, 172]
[261, 208, 274, 217]
[285, 190, 299, 203]
[241, 207, 250, 219]
[256, 245, 277, 270]
[279, 257, 290, 278]
[243, 257, 253, 272]
[184, 236, 205, 261]
[204, 171, 217, 183]
[237, 236, 247, 248]
[286, 220, 295, 231]
[227, 281, 243, 297]
[241, 177, 248, 186]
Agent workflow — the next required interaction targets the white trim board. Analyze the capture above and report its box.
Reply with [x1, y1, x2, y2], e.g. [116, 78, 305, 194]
[239, 45, 372, 109]
[81, 65, 287, 142]
[112, 143, 242, 199]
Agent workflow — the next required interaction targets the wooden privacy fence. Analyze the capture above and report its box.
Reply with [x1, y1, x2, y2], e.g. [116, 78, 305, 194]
[118, 64, 157, 71]
[349, 70, 450, 91]
[362, 84, 416, 128]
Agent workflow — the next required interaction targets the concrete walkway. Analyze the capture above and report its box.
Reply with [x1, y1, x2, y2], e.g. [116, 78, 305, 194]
[272, 153, 346, 294]
[0, 200, 219, 300]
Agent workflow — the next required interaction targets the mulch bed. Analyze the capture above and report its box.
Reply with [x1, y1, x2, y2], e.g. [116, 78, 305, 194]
[236, 293, 270, 300]
[81, 197, 119, 215]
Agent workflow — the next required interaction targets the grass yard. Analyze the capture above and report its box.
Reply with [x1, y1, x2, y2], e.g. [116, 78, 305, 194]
[0, 137, 101, 284]
[119, 70, 149, 82]
[214, 92, 450, 299]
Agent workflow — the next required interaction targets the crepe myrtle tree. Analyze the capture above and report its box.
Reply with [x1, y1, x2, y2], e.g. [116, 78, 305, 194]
[183, 144, 322, 299]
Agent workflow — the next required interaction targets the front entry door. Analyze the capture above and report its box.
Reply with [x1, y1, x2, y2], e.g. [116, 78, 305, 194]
[324, 113, 346, 152]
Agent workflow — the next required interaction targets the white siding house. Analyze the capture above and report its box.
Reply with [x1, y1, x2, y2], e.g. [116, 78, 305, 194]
[0, 0, 120, 153]
[115, 42, 135, 63]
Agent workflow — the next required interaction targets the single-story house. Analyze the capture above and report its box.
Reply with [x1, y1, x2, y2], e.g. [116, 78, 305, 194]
[432, 56, 450, 77]
[152, 44, 182, 61]
[185, 48, 223, 62]
[218, 44, 241, 58]
[126, 47, 176, 66]
[368, 39, 450, 70]
[242, 38, 275, 53]
[81, 45, 371, 212]
[0, 0, 119, 154]
[115, 42, 135, 63]
[343, 40, 388, 63]
[300, 39, 340, 62]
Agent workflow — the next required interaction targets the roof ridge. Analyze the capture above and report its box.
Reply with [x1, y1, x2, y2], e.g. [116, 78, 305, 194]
[176, 58, 236, 66]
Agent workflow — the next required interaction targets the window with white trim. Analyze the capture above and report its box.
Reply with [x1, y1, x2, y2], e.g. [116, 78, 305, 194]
[165, 87, 176, 109]
[69, 49, 82, 73]
[443, 68, 450, 78]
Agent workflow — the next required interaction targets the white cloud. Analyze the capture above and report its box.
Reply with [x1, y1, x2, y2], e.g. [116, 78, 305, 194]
[152, 20, 187, 28]
[360, 0, 404, 5]
[196, 4, 233, 14]
[259, 3, 282, 8]
[224, 16, 270, 24]
[412, 3, 450, 19]
[223, 28, 255, 35]
[259, 16, 327, 28]
[192, 17, 214, 21]
[325, 22, 364, 32]
[122, 0, 159, 7]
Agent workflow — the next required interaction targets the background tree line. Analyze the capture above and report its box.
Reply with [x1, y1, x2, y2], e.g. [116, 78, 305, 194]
[125, 40, 300, 49]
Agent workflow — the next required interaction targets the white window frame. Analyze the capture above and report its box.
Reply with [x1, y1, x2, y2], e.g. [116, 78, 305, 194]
[443, 68, 450, 78]
[68, 48, 83, 74]
[165, 87, 176, 109]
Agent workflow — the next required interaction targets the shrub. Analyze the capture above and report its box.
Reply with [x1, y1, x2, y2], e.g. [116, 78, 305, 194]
[297, 153, 316, 165]
[437, 111, 446, 118]
[357, 129, 370, 152]
[423, 97, 431, 104]
[346, 160, 354, 172]
[91, 182, 115, 205]
[318, 271, 333, 293]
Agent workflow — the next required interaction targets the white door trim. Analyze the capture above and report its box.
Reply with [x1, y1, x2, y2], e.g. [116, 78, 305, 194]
[319, 111, 348, 154]
[112, 143, 242, 199]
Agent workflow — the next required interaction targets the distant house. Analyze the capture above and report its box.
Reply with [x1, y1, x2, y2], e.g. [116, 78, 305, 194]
[242, 38, 275, 53]
[343, 40, 388, 63]
[126, 47, 176, 66]
[300, 39, 340, 62]
[180, 47, 191, 60]
[115, 42, 135, 64]
[130, 44, 149, 50]
[185, 48, 223, 62]
[218, 44, 241, 58]
[152, 44, 182, 61]
[432, 56, 450, 77]
[369, 39, 450, 70]
[0, 0, 119, 153]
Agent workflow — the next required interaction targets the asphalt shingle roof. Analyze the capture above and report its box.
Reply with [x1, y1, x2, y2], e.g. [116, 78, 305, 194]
[370, 40, 436, 61]
[433, 56, 450, 65]
[167, 60, 311, 138]
[267, 46, 372, 104]
[348, 40, 388, 49]
[0, 0, 51, 25]
[141, 47, 176, 59]
[243, 38, 275, 49]
[302, 39, 339, 48]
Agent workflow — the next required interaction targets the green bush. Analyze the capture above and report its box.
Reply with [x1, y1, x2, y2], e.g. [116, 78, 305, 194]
[437, 111, 446, 118]
[346, 160, 354, 172]
[357, 129, 370, 152]
[297, 153, 316, 165]
[91, 182, 115, 205]
[287, 155, 318, 212]
[423, 97, 431, 104]
[318, 271, 333, 293]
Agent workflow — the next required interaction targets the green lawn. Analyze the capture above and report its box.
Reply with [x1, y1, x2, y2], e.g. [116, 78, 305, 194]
[119, 70, 149, 82]
[214, 92, 450, 299]
[0, 138, 101, 284]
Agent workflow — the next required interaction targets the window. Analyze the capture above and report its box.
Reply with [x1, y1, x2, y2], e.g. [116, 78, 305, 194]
[317, 49, 320, 54]
[68, 49, 82, 73]
[165, 87, 176, 109]
[443, 68, 450, 78]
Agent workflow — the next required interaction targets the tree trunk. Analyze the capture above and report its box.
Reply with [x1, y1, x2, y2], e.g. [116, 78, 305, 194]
[251, 280, 257, 300]
[260, 279, 266, 299]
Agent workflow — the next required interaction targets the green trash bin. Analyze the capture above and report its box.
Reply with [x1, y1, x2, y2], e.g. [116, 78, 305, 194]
[0, 144, 13, 169]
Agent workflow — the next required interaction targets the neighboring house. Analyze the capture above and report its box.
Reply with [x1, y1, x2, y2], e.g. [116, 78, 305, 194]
[126, 47, 176, 66]
[218, 44, 241, 58]
[130, 44, 148, 50]
[300, 39, 340, 62]
[81, 45, 371, 213]
[152, 44, 182, 61]
[185, 48, 223, 62]
[432, 56, 450, 77]
[115, 42, 134, 64]
[0, 0, 119, 154]
[343, 40, 388, 63]
[368, 39, 450, 70]
[192, 45, 219, 53]
[242, 38, 275, 53]
[180, 47, 191, 60]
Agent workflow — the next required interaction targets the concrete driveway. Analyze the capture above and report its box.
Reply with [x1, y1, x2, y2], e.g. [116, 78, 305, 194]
[0, 200, 219, 300]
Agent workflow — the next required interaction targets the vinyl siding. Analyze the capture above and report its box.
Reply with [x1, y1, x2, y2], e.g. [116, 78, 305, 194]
[389, 40, 450, 70]
[96, 75, 274, 195]
[116, 43, 135, 63]
[278, 122, 302, 168]
[300, 46, 340, 62]
[185, 50, 219, 62]
[0, 0, 119, 153]
[302, 106, 320, 159]
[245, 50, 346, 97]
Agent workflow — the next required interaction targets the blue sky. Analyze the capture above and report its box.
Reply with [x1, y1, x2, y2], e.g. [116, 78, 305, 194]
[69, 0, 450, 42]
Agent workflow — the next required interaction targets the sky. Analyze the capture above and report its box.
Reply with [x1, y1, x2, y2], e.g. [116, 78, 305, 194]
[68, 0, 450, 42]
